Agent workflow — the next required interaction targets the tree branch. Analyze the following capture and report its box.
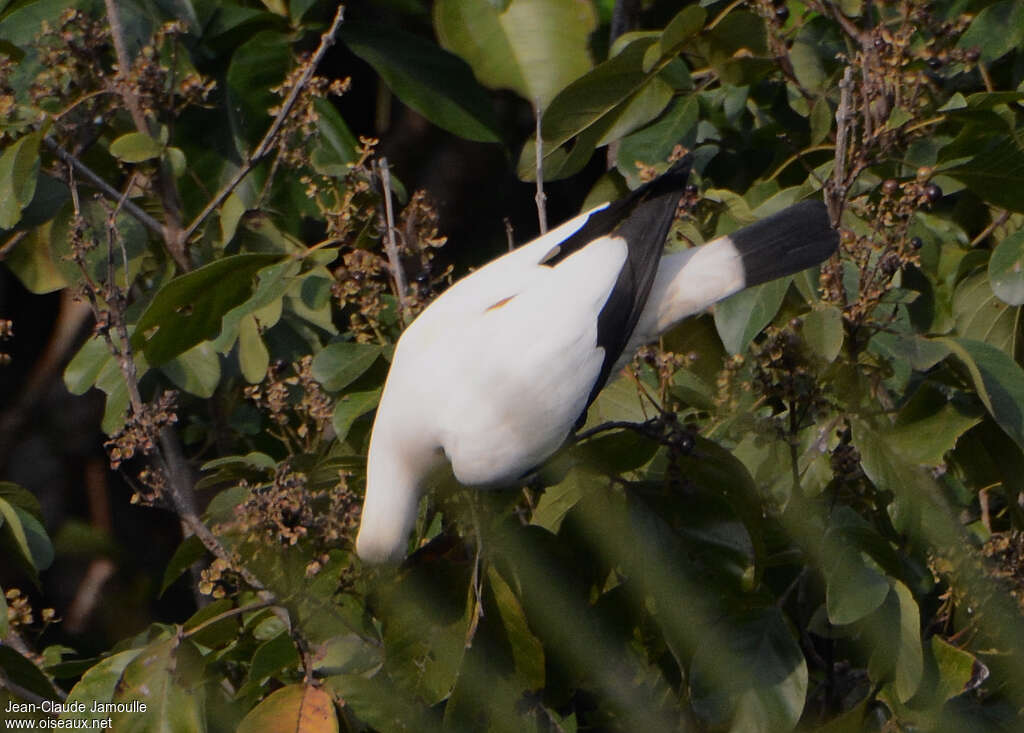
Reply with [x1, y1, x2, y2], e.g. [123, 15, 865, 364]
[45, 136, 165, 237]
[535, 105, 548, 234]
[377, 156, 410, 323]
[181, 4, 346, 244]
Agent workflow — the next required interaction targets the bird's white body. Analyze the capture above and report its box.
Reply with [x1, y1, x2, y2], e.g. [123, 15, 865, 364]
[357, 201, 748, 563]
[352, 154, 837, 563]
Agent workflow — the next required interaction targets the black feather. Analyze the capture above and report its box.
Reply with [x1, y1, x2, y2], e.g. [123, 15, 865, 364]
[730, 200, 838, 287]
[551, 156, 693, 427]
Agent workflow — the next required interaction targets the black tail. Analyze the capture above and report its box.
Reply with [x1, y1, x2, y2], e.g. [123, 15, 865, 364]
[730, 200, 838, 287]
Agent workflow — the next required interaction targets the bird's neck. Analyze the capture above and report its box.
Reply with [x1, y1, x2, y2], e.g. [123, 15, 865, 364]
[355, 422, 438, 563]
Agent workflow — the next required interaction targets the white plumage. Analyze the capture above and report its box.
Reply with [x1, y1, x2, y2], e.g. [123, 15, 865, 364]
[355, 158, 837, 563]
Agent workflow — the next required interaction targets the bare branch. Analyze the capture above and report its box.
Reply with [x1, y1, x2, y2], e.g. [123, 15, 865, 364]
[827, 66, 856, 228]
[378, 157, 410, 323]
[45, 136, 165, 237]
[535, 105, 548, 234]
[181, 4, 346, 244]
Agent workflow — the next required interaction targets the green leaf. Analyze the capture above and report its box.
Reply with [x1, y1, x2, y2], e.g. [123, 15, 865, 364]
[0, 495, 52, 575]
[340, 22, 501, 143]
[937, 337, 1024, 453]
[487, 566, 545, 689]
[62, 649, 145, 723]
[957, 0, 1024, 63]
[226, 31, 291, 147]
[889, 384, 981, 466]
[112, 638, 207, 732]
[434, 0, 595, 111]
[988, 230, 1024, 306]
[312, 342, 382, 392]
[311, 97, 357, 176]
[689, 608, 808, 733]
[0, 130, 40, 228]
[540, 37, 671, 158]
[247, 632, 300, 684]
[930, 636, 987, 702]
[332, 389, 381, 442]
[869, 582, 923, 703]
[714, 278, 790, 354]
[616, 96, 699, 186]
[803, 305, 843, 362]
[531, 467, 587, 533]
[658, 5, 706, 57]
[109, 131, 164, 162]
[952, 270, 1019, 354]
[237, 313, 270, 384]
[823, 528, 890, 625]
[4, 225, 68, 294]
[945, 136, 1024, 214]
[160, 534, 206, 597]
[0, 645, 60, 702]
[160, 341, 222, 398]
[132, 253, 282, 365]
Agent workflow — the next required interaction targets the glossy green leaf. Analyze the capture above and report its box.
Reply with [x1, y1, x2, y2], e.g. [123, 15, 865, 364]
[112, 638, 206, 732]
[226, 31, 291, 146]
[937, 337, 1024, 452]
[332, 389, 381, 442]
[341, 21, 500, 143]
[237, 313, 270, 384]
[540, 37, 669, 156]
[889, 384, 981, 466]
[714, 278, 790, 354]
[434, 0, 595, 111]
[0, 130, 40, 229]
[0, 645, 60, 702]
[159, 534, 206, 597]
[616, 96, 699, 186]
[689, 608, 807, 733]
[0, 495, 52, 574]
[952, 270, 1019, 355]
[4, 225, 67, 294]
[531, 467, 587, 533]
[803, 305, 843, 362]
[312, 342, 382, 392]
[248, 632, 300, 684]
[160, 341, 222, 398]
[132, 253, 281, 365]
[988, 230, 1024, 306]
[488, 565, 545, 689]
[823, 529, 890, 625]
[63, 649, 146, 724]
[868, 582, 923, 703]
[945, 136, 1024, 214]
[957, 0, 1024, 63]
[109, 131, 164, 162]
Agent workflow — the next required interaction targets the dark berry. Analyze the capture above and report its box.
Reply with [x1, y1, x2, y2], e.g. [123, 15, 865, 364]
[775, 5, 790, 22]
[789, 317, 803, 330]
[965, 47, 981, 63]
[882, 179, 899, 196]
[924, 183, 943, 203]
[927, 57, 943, 70]
[910, 236, 923, 249]
[684, 183, 699, 196]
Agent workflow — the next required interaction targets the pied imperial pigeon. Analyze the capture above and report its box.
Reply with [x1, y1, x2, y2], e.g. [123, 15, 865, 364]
[356, 155, 838, 563]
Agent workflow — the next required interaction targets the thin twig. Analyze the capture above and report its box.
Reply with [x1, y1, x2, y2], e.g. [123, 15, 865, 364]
[534, 104, 548, 234]
[504, 217, 515, 251]
[182, 4, 346, 244]
[969, 210, 1010, 247]
[45, 136, 165, 236]
[378, 157, 409, 323]
[827, 67, 856, 227]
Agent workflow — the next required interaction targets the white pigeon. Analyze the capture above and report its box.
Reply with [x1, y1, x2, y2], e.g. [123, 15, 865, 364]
[355, 156, 837, 563]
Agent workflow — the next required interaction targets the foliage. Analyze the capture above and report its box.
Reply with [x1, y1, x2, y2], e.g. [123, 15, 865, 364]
[1, 0, 1024, 730]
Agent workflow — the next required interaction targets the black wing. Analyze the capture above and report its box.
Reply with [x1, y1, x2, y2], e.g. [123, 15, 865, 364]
[544, 155, 692, 425]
